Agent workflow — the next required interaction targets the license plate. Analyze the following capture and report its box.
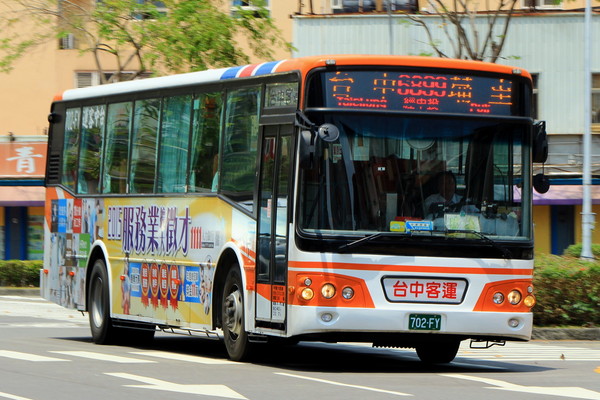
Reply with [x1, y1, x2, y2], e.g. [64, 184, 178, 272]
[409, 314, 441, 330]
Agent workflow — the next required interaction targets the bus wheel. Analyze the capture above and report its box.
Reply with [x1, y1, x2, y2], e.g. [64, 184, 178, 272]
[89, 259, 116, 344]
[222, 266, 251, 361]
[416, 340, 461, 364]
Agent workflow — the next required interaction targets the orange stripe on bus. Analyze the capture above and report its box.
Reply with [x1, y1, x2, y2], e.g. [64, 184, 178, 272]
[288, 261, 533, 276]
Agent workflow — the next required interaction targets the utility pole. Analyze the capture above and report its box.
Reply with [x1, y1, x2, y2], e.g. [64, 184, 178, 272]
[581, 0, 595, 259]
[387, 0, 394, 55]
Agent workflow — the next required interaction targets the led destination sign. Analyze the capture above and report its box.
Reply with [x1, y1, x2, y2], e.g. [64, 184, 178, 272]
[322, 70, 516, 116]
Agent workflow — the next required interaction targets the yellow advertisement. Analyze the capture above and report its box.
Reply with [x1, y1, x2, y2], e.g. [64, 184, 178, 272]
[103, 196, 247, 327]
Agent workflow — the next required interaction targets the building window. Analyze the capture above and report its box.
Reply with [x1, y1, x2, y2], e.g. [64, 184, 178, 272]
[593, 73, 600, 125]
[58, 33, 76, 50]
[521, 0, 562, 9]
[231, 0, 270, 17]
[531, 73, 539, 120]
[132, 0, 167, 20]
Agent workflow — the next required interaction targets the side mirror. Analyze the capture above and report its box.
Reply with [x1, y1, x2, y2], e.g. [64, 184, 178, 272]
[532, 121, 548, 163]
[317, 123, 340, 142]
[533, 173, 550, 194]
[299, 130, 315, 169]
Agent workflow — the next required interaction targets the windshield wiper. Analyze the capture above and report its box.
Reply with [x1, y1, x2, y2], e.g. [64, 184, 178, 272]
[444, 229, 513, 259]
[338, 232, 407, 253]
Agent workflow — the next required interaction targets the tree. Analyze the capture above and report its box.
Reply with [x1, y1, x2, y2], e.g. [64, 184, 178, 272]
[0, 0, 290, 81]
[406, 0, 518, 63]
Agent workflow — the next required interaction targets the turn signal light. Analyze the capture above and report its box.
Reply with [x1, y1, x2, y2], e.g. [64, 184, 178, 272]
[523, 295, 536, 308]
[300, 287, 314, 301]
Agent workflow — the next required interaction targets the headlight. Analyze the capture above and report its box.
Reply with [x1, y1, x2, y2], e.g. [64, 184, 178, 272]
[507, 290, 522, 305]
[493, 292, 504, 304]
[342, 286, 354, 300]
[321, 283, 336, 299]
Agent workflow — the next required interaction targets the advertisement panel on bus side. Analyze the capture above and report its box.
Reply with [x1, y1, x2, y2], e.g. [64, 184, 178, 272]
[43, 190, 256, 329]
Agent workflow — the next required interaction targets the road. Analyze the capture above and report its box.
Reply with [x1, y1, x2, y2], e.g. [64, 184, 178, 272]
[1, 294, 600, 400]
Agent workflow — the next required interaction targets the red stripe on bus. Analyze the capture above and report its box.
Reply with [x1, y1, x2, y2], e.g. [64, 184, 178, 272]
[288, 261, 533, 276]
[238, 64, 259, 78]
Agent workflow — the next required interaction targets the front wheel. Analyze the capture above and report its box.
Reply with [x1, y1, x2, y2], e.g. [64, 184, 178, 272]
[88, 259, 117, 344]
[416, 340, 461, 364]
[221, 266, 252, 361]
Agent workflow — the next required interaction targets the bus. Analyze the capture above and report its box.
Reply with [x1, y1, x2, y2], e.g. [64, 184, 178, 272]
[41, 55, 547, 363]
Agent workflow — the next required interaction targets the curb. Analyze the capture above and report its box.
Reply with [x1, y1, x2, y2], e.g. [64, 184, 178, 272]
[532, 327, 600, 341]
[0, 287, 40, 296]
[1, 287, 598, 340]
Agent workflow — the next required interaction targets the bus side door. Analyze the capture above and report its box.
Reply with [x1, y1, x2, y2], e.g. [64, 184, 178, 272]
[255, 125, 293, 329]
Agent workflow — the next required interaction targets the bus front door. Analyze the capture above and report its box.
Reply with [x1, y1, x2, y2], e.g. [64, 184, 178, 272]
[255, 125, 292, 330]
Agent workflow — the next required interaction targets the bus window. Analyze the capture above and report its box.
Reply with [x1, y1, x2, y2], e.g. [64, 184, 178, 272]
[61, 108, 81, 190]
[157, 95, 192, 193]
[189, 93, 223, 192]
[220, 87, 261, 211]
[77, 105, 105, 194]
[130, 98, 160, 194]
[103, 102, 132, 194]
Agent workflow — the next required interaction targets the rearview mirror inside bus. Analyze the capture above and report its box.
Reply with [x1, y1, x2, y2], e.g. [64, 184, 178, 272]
[532, 120, 548, 163]
[299, 129, 315, 169]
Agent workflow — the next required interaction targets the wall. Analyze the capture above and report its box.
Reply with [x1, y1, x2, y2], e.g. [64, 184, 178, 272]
[533, 205, 551, 254]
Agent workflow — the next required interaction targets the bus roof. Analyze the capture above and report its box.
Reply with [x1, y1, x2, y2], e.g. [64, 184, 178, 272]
[58, 55, 531, 102]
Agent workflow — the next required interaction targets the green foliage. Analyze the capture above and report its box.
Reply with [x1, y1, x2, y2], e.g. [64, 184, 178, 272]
[1, 0, 290, 78]
[0, 260, 42, 287]
[562, 243, 600, 258]
[533, 253, 600, 327]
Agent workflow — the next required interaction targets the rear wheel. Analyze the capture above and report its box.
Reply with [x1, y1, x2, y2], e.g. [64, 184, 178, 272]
[88, 259, 116, 344]
[416, 340, 461, 364]
[222, 266, 252, 361]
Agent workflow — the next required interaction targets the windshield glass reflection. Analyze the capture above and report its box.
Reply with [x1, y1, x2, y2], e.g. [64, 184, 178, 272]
[299, 114, 531, 241]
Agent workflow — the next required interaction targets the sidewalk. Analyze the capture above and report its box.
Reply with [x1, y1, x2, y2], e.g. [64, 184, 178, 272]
[1, 287, 598, 340]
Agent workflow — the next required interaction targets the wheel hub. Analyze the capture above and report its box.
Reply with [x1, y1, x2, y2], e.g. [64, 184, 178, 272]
[224, 290, 243, 338]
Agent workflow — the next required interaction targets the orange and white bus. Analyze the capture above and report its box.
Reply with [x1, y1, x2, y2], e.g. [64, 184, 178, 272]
[41, 55, 547, 363]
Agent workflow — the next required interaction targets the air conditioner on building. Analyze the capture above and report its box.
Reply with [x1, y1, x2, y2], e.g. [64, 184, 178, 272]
[331, 0, 343, 9]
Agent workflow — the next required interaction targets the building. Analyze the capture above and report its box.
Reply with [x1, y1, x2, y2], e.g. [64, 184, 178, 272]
[0, 135, 47, 259]
[0, 0, 296, 260]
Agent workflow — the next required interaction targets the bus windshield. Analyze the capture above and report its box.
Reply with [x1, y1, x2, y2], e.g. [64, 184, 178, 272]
[299, 113, 531, 242]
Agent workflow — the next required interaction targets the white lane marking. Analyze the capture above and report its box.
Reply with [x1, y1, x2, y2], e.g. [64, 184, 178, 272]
[0, 350, 68, 362]
[458, 342, 600, 362]
[441, 374, 600, 400]
[0, 296, 45, 302]
[0, 391, 33, 400]
[130, 351, 236, 365]
[275, 372, 412, 397]
[105, 373, 247, 399]
[50, 351, 156, 363]
[0, 323, 85, 328]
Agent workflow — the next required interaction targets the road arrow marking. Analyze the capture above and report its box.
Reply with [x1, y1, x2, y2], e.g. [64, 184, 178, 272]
[0, 391, 33, 400]
[441, 373, 600, 400]
[50, 351, 155, 363]
[130, 350, 237, 365]
[275, 372, 412, 396]
[105, 373, 247, 399]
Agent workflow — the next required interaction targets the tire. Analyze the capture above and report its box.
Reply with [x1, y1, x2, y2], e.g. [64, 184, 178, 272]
[222, 266, 252, 361]
[88, 258, 117, 344]
[416, 340, 461, 364]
